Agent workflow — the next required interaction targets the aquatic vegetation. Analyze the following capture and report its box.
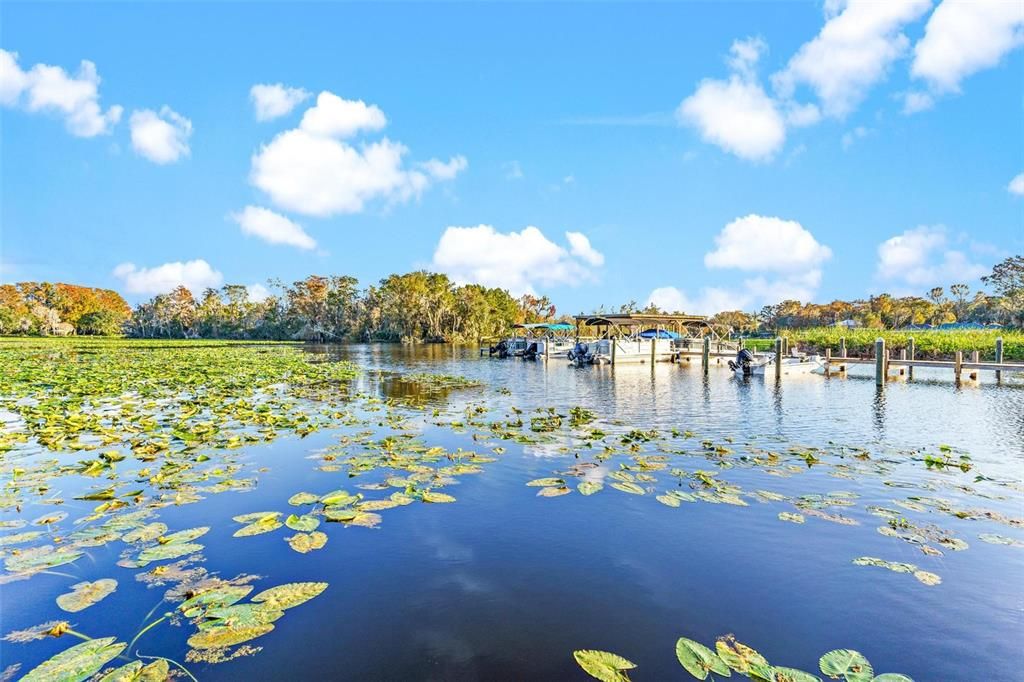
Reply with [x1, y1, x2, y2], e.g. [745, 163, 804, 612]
[56, 579, 118, 613]
[402, 372, 483, 389]
[20, 637, 127, 682]
[573, 649, 637, 682]
[852, 557, 942, 586]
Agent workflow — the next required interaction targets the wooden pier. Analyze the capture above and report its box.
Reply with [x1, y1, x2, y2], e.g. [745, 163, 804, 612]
[819, 336, 1020, 386]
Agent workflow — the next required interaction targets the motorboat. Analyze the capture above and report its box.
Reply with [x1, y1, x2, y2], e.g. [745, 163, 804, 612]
[569, 314, 709, 366]
[729, 347, 823, 377]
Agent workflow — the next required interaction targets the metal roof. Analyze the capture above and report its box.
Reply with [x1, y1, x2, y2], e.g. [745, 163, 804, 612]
[574, 313, 707, 326]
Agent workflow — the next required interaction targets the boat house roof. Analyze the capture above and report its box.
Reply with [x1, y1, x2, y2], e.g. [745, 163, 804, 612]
[574, 313, 707, 327]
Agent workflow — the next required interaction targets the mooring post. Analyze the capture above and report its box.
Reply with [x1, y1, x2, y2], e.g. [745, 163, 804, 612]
[782, 336, 789, 355]
[995, 337, 1003, 383]
[875, 338, 885, 386]
[775, 337, 783, 380]
[702, 335, 710, 374]
[898, 348, 907, 375]
[650, 334, 657, 364]
[908, 337, 915, 379]
[954, 350, 963, 382]
[611, 338, 617, 365]
[970, 350, 979, 381]
[824, 347, 831, 376]
[544, 339, 550, 361]
[839, 337, 846, 359]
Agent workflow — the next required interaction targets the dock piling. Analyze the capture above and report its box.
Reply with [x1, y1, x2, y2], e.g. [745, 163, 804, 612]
[775, 337, 783, 380]
[875, 338, 886, 386]
[908, 337, 915, 379]
[702, 336, 710, 374]
[824, 347, 831, 376]
[839, 337, 846, 359]
[954, 351, 963, 382]
[970, 351, 980, 381]
[996, 337, 1003, 383]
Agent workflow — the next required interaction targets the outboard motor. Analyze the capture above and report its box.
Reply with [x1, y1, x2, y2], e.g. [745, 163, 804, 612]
[568, 341, 591, 367]
[728, 348, 756, 376]
[523, 342, 540, 360]
[489, 339, 510, 358]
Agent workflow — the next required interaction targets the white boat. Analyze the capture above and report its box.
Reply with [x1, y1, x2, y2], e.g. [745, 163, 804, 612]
[729, 348, 823, 377]
[489, 323, 577, 359]
[569, 314, 709, 366]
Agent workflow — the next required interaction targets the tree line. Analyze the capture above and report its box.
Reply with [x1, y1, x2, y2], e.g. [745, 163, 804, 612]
[1, 256, 1020, 340]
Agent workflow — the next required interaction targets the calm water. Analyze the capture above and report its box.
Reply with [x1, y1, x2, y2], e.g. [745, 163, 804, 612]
[3, 344, 1023, 680]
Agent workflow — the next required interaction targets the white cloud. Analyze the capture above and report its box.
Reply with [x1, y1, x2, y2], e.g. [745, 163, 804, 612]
[566, 231, 605, 266]
[430, 225, 602, 296]
[246, 283, 272, 302]
[0, 49, 122, 136]
[250, 92, 464, 217]
[250, 83, 310, 121]
[704, 214, 832, 273]
[113, 259, 223, 295]
[901, 90, 935, 114]
[1008, 172, 1024, 196]
[647, 285, 748, 316]
[772, 0, 932, 117]
[130, 106, 192, 164]
[231, 205, 316, 250]
[912, 0, 1024, 93]
[299, 92, 386, 138]
[785, 101, 822, 127]
[876, 225, 989, 288]
[677, 38, 786, 161]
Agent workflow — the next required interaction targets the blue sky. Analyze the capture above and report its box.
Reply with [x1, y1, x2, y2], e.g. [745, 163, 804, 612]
[1, 1, 1022, 314]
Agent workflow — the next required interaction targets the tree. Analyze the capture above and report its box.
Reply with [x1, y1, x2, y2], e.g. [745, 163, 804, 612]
[77, 309, 125, 335]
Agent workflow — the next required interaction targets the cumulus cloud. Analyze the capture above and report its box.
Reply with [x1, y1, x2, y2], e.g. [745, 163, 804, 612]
[250, 92, 465, 217]
[113, 259, 223, 295]
[773, 0, 932, 117]
[1008, 172, 1024, 196]
[876, 225, 989, 289]
[841, 125, 870, 149]
[704, 214, 832, 273]
[901, 91, 935, 114]
[231, 205, 316, 250]
[912, 0, 1024, 94]
[130, 106, 192, 164]
[677, 38, 786, 161]
[299, 92, 387, 138]
[0, 49, 122, 136]
[250, 83, 310, 121]
[647, 285, 748, 316]
[430, 225, 603, 296]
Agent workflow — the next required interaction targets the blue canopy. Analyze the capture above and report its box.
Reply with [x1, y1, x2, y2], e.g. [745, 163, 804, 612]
[639, 329, 681, 340]
[513, 323, 574, 331]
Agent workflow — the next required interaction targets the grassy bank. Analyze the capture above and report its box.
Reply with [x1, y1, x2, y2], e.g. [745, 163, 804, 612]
[742, 328, 1022, 361]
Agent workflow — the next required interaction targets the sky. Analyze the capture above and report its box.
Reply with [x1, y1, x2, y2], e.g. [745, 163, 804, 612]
[1, 0, 1022, 315]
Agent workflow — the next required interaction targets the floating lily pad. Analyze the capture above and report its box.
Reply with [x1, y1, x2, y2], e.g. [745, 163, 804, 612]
[422, 491, 455, 503]
[527, 477, 565, 487]
[288, 492, 320, 506]
[675, 637, 730, 679]
[200, 603, 284, 629]
[871, 675, 914, 681]
[819, 649, 873, 682]
[233, 513, 283, 537]
[98, 658, 169, 682]
[56, 579, 117, 613]
[573, 649, 637, 681]
[287, 531, 328, 553]
[285, 514, 320, 532]
[138, 542, 204, 563]
[122, 523, 167, 543]
[913, 570, 941, 586]
[251, 581, 328, 610]
[578, 481, 603, 496]
[537, 486, 571, 497]
[773, 666, 821, 682]
[610, 482, 645, 495]
[159, 527, 209, 544]
[180, 584, 254, 614]
[716, 637, 772, 679]
[21, 636, 126, 682]
[779, 512, 805, 524]
[657, 494, 682, 508]
[188, 623, 274, 650]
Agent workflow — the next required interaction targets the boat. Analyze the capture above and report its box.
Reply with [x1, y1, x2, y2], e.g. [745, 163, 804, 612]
[728, 347, 823, 377]
[569, 314, 710, 366]
[489, 323, 577, 359]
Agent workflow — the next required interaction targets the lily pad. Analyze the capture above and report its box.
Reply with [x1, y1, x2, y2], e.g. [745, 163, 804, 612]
[285, 514, 320, 532]
[21, 636, 126, 682]
[912, 570, 941, 586]
[779, 512, 805, 524]
[287, 531, 328, 553]
[138, 542, 204, 563]
[527, 477, 565, 487]
[578, 481, 603, 496]
[98, 659, 169, 682]
[871, 675, 913, 682]
[716, 637, 772, 679]
[200, 603, 285, 629]
[657, 494, 682, 508]
[537, 486, 571, 497]
[251, 581, 328, 610]
[675, 636, 731, 679]
[610, 482, 645, 495]
[773, 666, 822, 682]
[159, 527, 209, 544]
[180, 584, 254, 613]
[188, 623, 274, 650]
[56, 579, 118, 612]
[819, 649, 873, 682]
[288, 492, 320, 506]
[422, 491, 455, 503]
[573, 649, 637, 681]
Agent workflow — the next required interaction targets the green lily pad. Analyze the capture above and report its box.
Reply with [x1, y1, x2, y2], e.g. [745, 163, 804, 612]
[773, 667, 822, 682]
[527, 477, 565, 487]
[675, 637, 731, 679]
[573, 649, 637, 681]
[138, 542, 204, 563]
[180, 584, 254, 613]
[200, 603, 285, 629]
[159, 527, 209, 544]
[122, 523, 167, 543]
[188, 623, 274, 650]
[251, 581, 328, 610]
[288, 492, 320, 506]
[98, 658, 169, 682]
[610, 482, 645, 495]
[21, 636, 127, 682]
[913, 570, 941, 586]
[819, 649, 873, 682]
[537, 486, 571, 497]
[422, 491, 455, 503]
[779, 512, 805, 524]
[287, 531, 328, 553]
[871, 675, 913, 682]
[56, 579, 118, 612]
[578, 481, 603, 496]
[716, 637, 772, 679]
[285, 514, 320, 532]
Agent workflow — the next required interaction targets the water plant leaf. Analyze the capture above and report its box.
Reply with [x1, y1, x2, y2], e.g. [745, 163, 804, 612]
[610, 482, 645, 495]
[20, 636, 126, 682]
[527, 477, 565, 487]
[819, 649, 873, 682]
[122, 523, 167, 543]
[871, 675, 913, 682]
[320, 490, 357, 506]
[675, 637, 730, 679]
[98, 659, 168, 682]
[288, 492, 320, 506]
[251, 581, 328, 610]
[657, 494, 682, 508]
[285, 514, 320, 532]
[537, 486, 571, 497]
[159, 527, 209, 544]
[578, 481, 603, 496]
[233, 513, 283, 537]
[716, 637, 772, 679]
[180, 585, 254, 613]
[573, 649, 637, 681]
[422, 491, 455, 503]
[138, 542, 204, 563]
[773, 666, 822, 682]
[287, 531, 328, 553]
[5, 546, 84, 574]
[912, 570, 941, 586]
[345, 511, 383, 527]
[779, 512, 805, 524]
[200, 603, 284, 629]
[56, 579, 117, 612]
[978, 533, 1023, 547]
[188, 623, 274, 650]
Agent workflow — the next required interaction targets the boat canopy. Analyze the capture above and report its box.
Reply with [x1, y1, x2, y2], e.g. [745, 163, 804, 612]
[511, 322, 575, 332]
[574, 313, 707, 327]
[639, 329, 681, 340]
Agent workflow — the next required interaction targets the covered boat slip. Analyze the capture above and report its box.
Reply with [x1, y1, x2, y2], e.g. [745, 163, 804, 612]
[571, 313, 740, 365]
[487, 322, 577, 359]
